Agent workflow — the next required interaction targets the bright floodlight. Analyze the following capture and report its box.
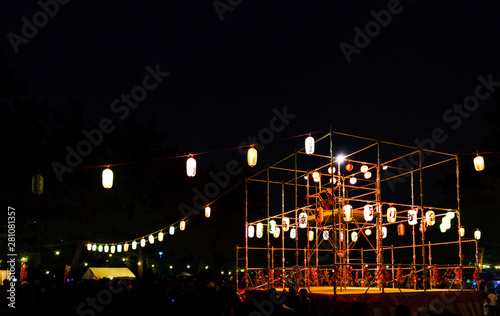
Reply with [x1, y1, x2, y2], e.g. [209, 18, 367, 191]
[336, 154, 345, 164]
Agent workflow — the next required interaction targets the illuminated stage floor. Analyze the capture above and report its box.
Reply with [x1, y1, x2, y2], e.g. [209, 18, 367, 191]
[301, 286, 471, 296]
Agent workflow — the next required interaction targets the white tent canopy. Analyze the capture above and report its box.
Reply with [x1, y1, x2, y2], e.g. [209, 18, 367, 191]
[82, 267, 135, 280]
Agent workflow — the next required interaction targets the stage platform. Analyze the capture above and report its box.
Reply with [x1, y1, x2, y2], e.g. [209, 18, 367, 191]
[245, 286, 484, 316]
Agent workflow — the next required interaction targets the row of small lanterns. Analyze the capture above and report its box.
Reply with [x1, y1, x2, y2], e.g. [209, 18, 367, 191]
[247, 207, 481, 240]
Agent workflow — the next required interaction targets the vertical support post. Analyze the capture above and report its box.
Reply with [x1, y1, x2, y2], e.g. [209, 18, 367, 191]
[295, 151, 299, 267]
[282, 181, 286, 289]
[391, 245, 395, 288]
[236, 245, 239, 289]
[419, 150, 427, 292]
[245, 179, 249, 289]
[456, 155, 463, 277]
[267, 166, 270, 289]
[411, 169, 416, 289]
[376, 141, 383, 283]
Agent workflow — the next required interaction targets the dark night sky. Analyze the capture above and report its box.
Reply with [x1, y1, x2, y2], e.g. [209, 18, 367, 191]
[2, 1, 500, 259]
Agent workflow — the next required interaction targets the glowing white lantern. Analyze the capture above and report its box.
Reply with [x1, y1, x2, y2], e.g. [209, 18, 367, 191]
[440, 223, 446, 233]
[387, 206, 397, 223]
[351, 231, 358, 242]
[360, 164, 368, 173]
[102, 168, 113, 189]
[248, 225, 255, 238]
[474, 229, 481, 240]
[247, 146, 257, 167]
[256, 223, 264, 238]
[382, 227, 387, 239]
[282, 217, 290, 232]
[349, 177, 357, 185]
[364, 171, 372, 179]
[474, 155, 484, 172]
[205, 206, 211, 218]
[149, 234, 154, 244]
[274, 227, 281, 238]
[446, 211, 455, 219]
[290, 228, 296, 239]
[323, 230, 329, 240]
[299, 211, 308, 228]
[180, 220, 186, 231]
[98, 245, 103, 252]
[169, 226, 175, 235]
[308, 230, 314, 241]
[158, 232, 164, 242]
[425, 210, 436, 226]
[442, 217, 451, 230]
[104, 245, 109, 253]
[132, 241, 137, 250]
[186, 156, 196, 177]
[408, 209, 418, 225]
[269, 220, 276, 234]
[364, 204, 374, 221]
[87, 243, 92, 251]
[305, 135, 315, 155]
[92, 244, 97, 251]
[459, 226, 465, 237]
[365, 228, 372, 236]
[328, 166, 336, 174]
[343, 204, 353, 222]
[140, 238, 146, 247]
[117, 244, 122, 253]
[110, 245, 116, 254]
[312, 171, 320, 183]
[339, 231, 344, 241]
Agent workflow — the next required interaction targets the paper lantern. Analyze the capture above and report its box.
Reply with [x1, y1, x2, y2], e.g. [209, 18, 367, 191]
[186, 156, 196, 177]
[102, 168, 113, 189]
[256, 223, 264, 238]
[459, 226, 465, 237]
[104, 245, 109, 253]
[323, 230, 329, 240]
[446, 211, 455, 219]
[205, 206, 211, 218]
[343, 204, 353, 222]
[419, 220, 427, 233]
[87, 243, 92, 251]
[340, 231, 344, 241]
[387, 206, 397, 223]
[132, 241, 137, 250]
[328, 166, 336, 174]
[117, 244, 122, 253]
[442, 217, 451, 230]
[269, 220, 276, 234]
[308, 230, 315, 241]
[282, 217, 290, 232]
[408, 209, 418, 225]
[329, 177, 337, 184]
[124, 243, 129, 252]
[312, 171, 320, 183]
[305, 135, 315, 155]
[180, 220, 186, 231]
[440, 223, 446, 233]
[316, 207, 324, 223]
[365, 228, 372, 236]
[364, 171, 372, 179]
[32, 173, 44, 195]
[382, 227, 387, 239]
[351, 231, 358, 242]
[398, 223, 405, 236]
[92, 244, 97, 251]
[98, 245, 103, 252]
[140, 238, 146, 247]
[169, 226, 175, 235]
[110, 245, 116, 254]
[474, 229, 481, 240]
[425, 210, 436, 226]
[364, 204, 373, 221]
[474, 155, 484, 172]
[290, 228, 296, 239]
[299, 211, 308, 228]
[360, 164, 368, 173]
[349, 177, 357, 185]
[346, 163, 353, 172]
[158, 232, 164, 242]
[273, 227, 281, 238]
[149, 234, 154, 244]
[248, 225, 255, 238]
[247, 146, 257, 167]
